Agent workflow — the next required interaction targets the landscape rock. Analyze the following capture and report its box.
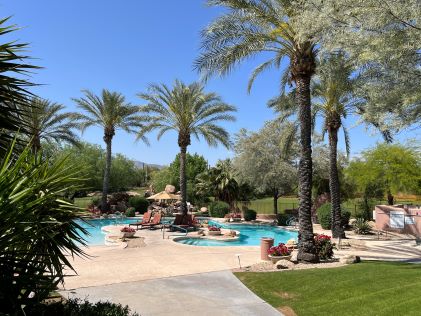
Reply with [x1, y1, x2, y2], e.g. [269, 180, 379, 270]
[165, 184, 176, 194]
[200, 207, 208, 213]
[339, 255, 361, 264]
[275, 259, 295, 270]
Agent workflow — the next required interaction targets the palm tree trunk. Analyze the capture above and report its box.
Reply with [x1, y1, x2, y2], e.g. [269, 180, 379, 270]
[296, 75, 318, 263]
[179, 146, 188, 215]
[328, 128, 345, 238]
[387, 189, 394, 205]
[101, 135, 112, 212]
[273, 188, 279, 215]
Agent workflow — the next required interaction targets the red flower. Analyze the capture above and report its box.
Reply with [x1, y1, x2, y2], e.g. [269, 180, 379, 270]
[121, 226, 136, 233]
[268, 243, 291, 256]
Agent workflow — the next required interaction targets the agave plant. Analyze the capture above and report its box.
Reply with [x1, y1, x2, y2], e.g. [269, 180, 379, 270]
[0, 140, 88, 314]
[0, 17, 40, 154]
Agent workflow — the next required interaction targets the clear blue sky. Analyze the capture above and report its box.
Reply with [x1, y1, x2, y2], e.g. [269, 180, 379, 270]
[3, 1, 418, 166]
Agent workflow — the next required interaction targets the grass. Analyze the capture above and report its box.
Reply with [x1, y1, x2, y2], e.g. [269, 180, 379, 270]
[244, 197, 421, 215]
[235, 261, 421, 316]
[241, 197, 299, 214]
[74, 196, 94, 208]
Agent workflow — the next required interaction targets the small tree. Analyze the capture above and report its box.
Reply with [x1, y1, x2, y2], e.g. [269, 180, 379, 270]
[234, 121, 298, 214]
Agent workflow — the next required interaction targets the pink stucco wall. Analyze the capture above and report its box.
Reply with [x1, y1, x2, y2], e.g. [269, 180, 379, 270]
[375, 205, 421, 236]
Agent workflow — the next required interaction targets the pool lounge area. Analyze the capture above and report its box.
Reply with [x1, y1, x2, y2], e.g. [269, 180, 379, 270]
[76, 217, 298, 246]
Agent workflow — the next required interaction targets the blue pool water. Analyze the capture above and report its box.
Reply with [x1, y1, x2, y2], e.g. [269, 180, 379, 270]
[76, 218, 139, 245]
[175, 221, 298, 246]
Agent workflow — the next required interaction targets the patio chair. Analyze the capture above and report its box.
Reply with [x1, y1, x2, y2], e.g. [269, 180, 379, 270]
[139, 212, 162, 230]
[129, 210, 152, 230]
[169, 214, 196, 232]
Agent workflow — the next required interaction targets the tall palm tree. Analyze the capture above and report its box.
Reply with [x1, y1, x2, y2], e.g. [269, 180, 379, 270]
[72, 89, 145, 211]
[23, 97, 79, 153]
[0, 17, 40, 154]
[195, 0, 318, 262]
[137, 80, 236, 214]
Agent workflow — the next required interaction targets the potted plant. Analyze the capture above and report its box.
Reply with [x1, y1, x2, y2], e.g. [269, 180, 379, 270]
[207, 225, 222, 236]
[120, 226, 136, 238]
[268, 243, 291, 263]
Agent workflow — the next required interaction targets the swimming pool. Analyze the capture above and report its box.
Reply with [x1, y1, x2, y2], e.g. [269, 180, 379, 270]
[76, 218, 139, 245]
[175, 221, 298, 246]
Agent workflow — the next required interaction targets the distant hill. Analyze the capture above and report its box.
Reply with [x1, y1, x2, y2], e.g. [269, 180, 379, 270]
[133, 160, 165, 170]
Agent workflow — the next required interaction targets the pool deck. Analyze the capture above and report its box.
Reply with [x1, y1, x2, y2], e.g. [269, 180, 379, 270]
[63, 228, 261, 289]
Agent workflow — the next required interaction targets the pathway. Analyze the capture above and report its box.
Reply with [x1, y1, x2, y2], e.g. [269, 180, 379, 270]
[61, 271, 282, 316]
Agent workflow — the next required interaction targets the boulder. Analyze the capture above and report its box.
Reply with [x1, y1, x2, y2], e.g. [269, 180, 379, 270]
[339, 255, 361, 264]
[275, 259, 294, 270]
[165, 184, 176, 193]
[200, 207, 208, 213]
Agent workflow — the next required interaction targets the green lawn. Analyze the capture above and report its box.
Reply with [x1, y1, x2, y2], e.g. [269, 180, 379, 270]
[242, 197, 299, 214]
[235, 261, 421, 316]
[74, 196, 94, 208]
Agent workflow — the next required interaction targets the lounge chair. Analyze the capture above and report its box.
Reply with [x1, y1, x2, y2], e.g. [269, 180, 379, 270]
[139, 212, 162, 230]
[129, 210, 152, 230]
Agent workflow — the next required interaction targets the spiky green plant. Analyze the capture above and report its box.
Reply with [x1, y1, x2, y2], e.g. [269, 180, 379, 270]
[0, 140, 88, 314]
[137, 80, 236, 214]
[0, 17, 40, 154]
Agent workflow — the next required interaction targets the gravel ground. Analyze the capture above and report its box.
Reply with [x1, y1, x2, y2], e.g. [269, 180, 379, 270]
[233, 259, 346, 273]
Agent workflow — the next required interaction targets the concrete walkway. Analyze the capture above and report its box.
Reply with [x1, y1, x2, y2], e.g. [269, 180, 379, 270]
[61, 271, 282, 316]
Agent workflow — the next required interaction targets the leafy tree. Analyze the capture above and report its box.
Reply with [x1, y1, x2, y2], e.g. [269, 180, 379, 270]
[168, 153, 208, 189]
[296, 0, 421, 130]
[234, 121, 298, 214]
[150, 167, 172, 193]
[45, 142, 143, 194]
[195, 0, 319, 262]
[0, 141, 87, 314]
[137, 80, 236, 214]
[72, 90, 145, 211]
[0, 17, 40, 153]
[23, 97, 79, 153]
[346, 143, 421, 205]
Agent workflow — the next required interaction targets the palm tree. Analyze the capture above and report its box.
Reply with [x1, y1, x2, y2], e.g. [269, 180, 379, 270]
[195, 0, 318, 262]
[0, 17, 40, 153]
[196, 159, 240, 208]
[23, 97, 79, 153]
[72, 90, 145, 211]
[137, 80, 236, 214]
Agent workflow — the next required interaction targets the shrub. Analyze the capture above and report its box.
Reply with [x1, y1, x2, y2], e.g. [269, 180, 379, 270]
[276, 213, 289, 226]
[92, 196, 101, 207]
[125, 207, 135, 217]
[314, 234, 334, 260]
[317, 203, 332, 229]
[244, 209, 257, 221]
[317, 203, 351, 229]
[128, 196, 149, 213]
[27, 298, 139, 316]
[353, 218, 372, 235]
[208, 201, 230, 218]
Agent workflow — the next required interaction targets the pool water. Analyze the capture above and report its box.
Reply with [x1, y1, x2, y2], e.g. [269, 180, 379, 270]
[76, 218, 139, 245]
[175, 221, 298, 246]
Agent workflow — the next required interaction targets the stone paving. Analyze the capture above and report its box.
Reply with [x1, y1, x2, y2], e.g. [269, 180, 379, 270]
[62, 271, 282, 316]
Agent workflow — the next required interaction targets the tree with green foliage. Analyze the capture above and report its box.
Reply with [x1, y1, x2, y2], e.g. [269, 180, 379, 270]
[296, 0, 421, 131]
[72, 90, 146, 211]
[137, 80, 236, 214]
[346, 143, 421, 205]
[196, 159, 240, 208]
[0, 17, 40, 153]
[168, 153, 208, 189]
[0, 141, 88, 314]
[195, 0, 319, 262]
[23, 97, 79, 153]
[45, 142, 144, 194]
[234, 121, 298, 214]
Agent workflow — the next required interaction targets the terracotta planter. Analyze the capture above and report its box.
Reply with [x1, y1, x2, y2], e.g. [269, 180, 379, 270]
[268, 254, 291, 264]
